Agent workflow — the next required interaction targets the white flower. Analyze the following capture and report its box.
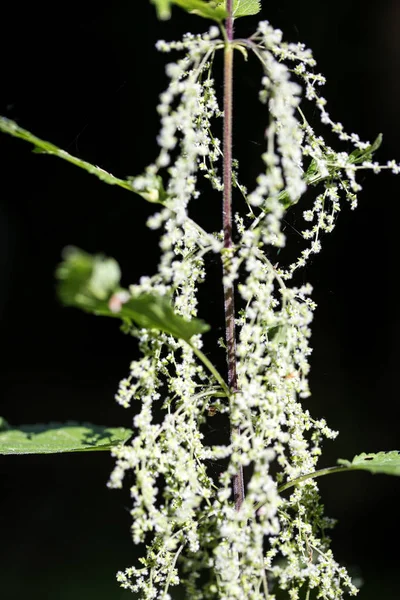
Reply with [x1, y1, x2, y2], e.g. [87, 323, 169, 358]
[108, 18, 390, 600]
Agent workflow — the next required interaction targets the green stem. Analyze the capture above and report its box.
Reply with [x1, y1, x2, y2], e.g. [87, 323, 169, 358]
[278, 465, 352, 494]
[188, 343, 230, 397]
[254, 465, 354, 512]
[162, 544, 184, 600]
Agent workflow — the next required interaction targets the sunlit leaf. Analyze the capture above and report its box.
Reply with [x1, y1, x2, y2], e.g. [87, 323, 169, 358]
[56, 246, 121, 309]
[0, 422, 132, 455]
[151, 0, 227, 21]
[175, 0, 227, 21]
[338, 451, 400, 476]
[56, 247, 210, 341]
[232, 0, 261, 17]
[215, 0, 260, 17]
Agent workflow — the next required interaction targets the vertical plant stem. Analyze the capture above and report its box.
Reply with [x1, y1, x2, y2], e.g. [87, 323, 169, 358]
[223, 0, 245, 512]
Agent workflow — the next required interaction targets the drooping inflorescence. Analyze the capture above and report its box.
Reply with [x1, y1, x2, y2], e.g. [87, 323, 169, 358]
[108, 20, 396, 599]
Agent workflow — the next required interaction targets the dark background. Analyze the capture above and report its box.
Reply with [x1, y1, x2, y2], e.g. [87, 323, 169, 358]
[1, 1, 400, 598]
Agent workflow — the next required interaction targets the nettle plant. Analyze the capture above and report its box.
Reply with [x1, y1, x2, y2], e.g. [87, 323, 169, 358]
[2, 1, 400, 598]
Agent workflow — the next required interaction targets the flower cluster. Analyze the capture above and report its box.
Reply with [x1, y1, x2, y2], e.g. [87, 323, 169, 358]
[108, 20, 395, 600]
[246, 21, 396, 278]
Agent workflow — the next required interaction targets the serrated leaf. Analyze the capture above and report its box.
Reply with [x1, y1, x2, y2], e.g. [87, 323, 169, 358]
[215, 0, 260, 17]
[338, 451, 400, 476]
[175, 0, 227, 21]
[232, 0, 261, 17]
[0, 422, 132, 455]
[151, 0, 226, 21]
[56, 247, 210, 341]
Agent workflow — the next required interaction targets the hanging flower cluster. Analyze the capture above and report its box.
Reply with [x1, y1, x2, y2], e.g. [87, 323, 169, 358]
[108, 20, 396, 600]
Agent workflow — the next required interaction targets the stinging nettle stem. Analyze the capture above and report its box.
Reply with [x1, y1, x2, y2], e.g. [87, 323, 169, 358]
[223, 0, 245, 512]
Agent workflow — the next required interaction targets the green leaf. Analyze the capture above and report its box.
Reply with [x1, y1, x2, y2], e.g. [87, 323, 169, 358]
[174, 0, 227, 21]
[119, 293, 210, 340]
[267, 324, 287, 344]
[279, 132, 383, 212]
[0, 422, 132, 455]
[338, 451, 400, 476]
[0, 117, 168, 206]
[56, 247, 210, 341]
[214, 0, 260, 17]
[57, 246, 121, 309]
[0, 117, 137, 194]
[232, 0, 261, 17]
[348, 134, 383, 165]
[129, 174, 168, 205]
[151, 0, 227, 21]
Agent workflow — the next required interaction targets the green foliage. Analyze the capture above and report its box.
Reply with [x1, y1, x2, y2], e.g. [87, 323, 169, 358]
[230, 0, 261, 17]
[151, 0, 260, 21]
[175, 0, 227, 20]
[57, 247, 121, 309]
[0, 422, 132, 455]
[0, 117, 170, 206]
[151, 0, 227, 21]
[130, 174, 168, 205]
[116, 293, 211, 340]
[277, 133, 383, 211]
[56, 247, 210, 341]
[0, 117, 135, 192]
[347, 133, 383, 165]
[1, 6, 398, 600]
[338, 451, 400, 476]
[0, 416, 10, 431]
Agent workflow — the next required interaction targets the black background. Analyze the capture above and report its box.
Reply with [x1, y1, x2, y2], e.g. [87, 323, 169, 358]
[1, 1, 400, 599]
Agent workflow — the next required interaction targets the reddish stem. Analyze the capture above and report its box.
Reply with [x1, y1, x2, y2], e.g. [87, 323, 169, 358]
[223, 1, 245, 512]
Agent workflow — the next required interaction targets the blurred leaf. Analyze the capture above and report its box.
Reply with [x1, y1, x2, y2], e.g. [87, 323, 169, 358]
[267, 324, 287, 344]
[338, 451, 400, 476]
[129, 174, 168, 205]
[0, 417, 10, 431]
[56, 247, 210, 341]
[151, 0, 172, 19]
[57, 246, 121, 309]
[0, 422, 132, 455]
